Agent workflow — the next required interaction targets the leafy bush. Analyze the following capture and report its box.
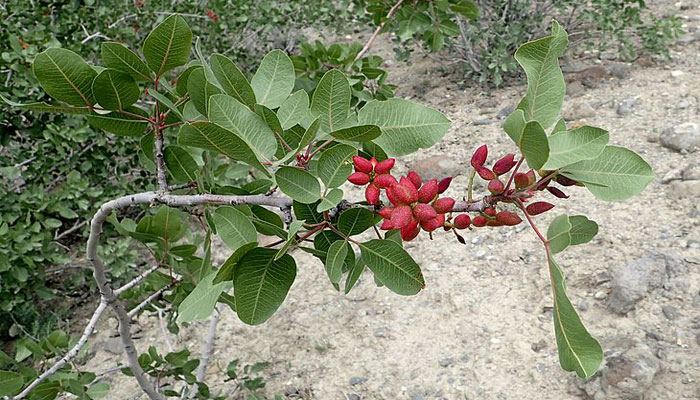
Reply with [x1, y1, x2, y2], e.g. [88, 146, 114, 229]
[2, 13, 657, 400]
[0, 0, 363, 340]
[364, 0, 681, 86]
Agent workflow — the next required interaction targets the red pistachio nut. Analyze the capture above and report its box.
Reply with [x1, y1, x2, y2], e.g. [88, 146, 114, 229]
[488, 179, 505, 195]
[476, 166, 497, 181]
[374, 173, 398, 189]
[378, 206, 394, 219]
[437, 177, 452, 194]
[348, 171, 370, 185]
[390, 205, 414, 229]
[525, 201, 555, 216]
[556, 175, 578, 186]
[453, 214, 471, 229]
[374, 158, 396, 174]
[365, 183, 380, 204]
[514, 172, 529, 190]
[433, 197, 455, 214]
[353, 156, 373, 174]
[413, 203, 437, 221]
[483, 207, 497, 217]
[407, 171, 422, 189]
[496, 211, 522, 226]
[380, 219, 394, 230]
[493, 154, 517, 175]
[547, 186, 569, 199]
[399, 177, 420, 203]
[401, 219, 421, 241]
[420, 213, 445, 232]
[418, 179, 439, 203]
[472, 215, 488, 227]
[471, 145, 488, 168]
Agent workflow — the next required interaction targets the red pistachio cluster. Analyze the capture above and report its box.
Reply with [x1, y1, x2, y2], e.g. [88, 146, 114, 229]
[348, 156, 456, 241]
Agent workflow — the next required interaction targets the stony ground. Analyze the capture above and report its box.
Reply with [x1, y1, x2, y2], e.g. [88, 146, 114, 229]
[83, 4, 700, 400]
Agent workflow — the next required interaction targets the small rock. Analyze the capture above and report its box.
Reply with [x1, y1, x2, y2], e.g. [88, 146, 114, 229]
[608, 63, 631, 79]
[599, 338, 660, 400]
[667, 180, 700, 199]
[659, 122, 700, 153]
[374, 327, 389, 338]
[661, 168, 683, 183]
[563, 102, 596, 120]
[409, 156, 463, 181]
[349, 377, 368, 386]
[681, 163, 700, 181]
[347, 395, 361, 400]
[478, 98, 499, 110]
[671, 70, 685, 78]
[472, 118, 492, 126]
[662, 305, 678, 320]
[438, 357, 455, 367]
[607, 256, 668, 314]
[578, 299, 590, 312]
[636, 56, 653, 67]
[616, 97, 639, 116]
[567, 80, 585, 97]
[531, 339, 548, 352]
[94, 338, 124, 355]
[594, 290, 608, 300]
[497, 104, 514, 119]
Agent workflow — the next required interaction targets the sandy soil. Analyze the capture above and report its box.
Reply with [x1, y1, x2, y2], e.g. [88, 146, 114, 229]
[80, 4, 700, 400]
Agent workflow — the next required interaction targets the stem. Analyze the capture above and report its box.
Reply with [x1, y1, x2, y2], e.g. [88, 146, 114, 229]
[504, 157, 524, 193]
[274, 130, 293, 152]
[355, 0, 405, 60]
[188, 304, 223, 398]
[154, 127, 168, 192]
[306, 137, 335, 160]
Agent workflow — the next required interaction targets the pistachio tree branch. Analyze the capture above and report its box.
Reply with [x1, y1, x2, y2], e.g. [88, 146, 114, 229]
[355, 0, 405, 60]
[13, 187, 490, 400]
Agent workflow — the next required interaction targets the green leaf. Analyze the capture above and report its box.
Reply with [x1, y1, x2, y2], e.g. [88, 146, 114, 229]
[310, 69, 351, 133]
[520, 120, 550, 170]
[234, 248, 297, 325]
[86, 382, 110, 399]
[344, 257, 366, 294]
[360, 239, 424, 296]
[102, 42, 152, 81]
[275, 166, 321, 203]
[176, 64, 200, 96]
[213, 242, 257, 284]
[177, 272, 232, 324]
[546, 214, 572, 254]
[0, 370, 23, 396]
[164, 145, 198, 183]
[208, 94, 278, 162]
[318, 144, 356, 188]
[211, 53, 256, 108]
[277, 90, 310, 130]
[551, 118, 567, 134]
[293, 200, 324, 224]
[568, 216, 598, 246]
[142, 14, 192, 76]
[515, 20, 568, 128]
[337, 208, 376, 236]
[330, 125, 381, 142]
[325, 240, 348, 285]
[33, 48, 97, 106]
[254, 104, 283, 137]
[560, 146, 654, 201]
[92, 69, 140, 110]
[274, 220, 304, 260]
[188, 67, 221, 116]
[178, 121, 269, 176]
[542, 126, 609, 170]
[214, 206, 258, 252]
[28, 381, 60, 400]
[250, 49, 295, 109]
[549, 256, 603, 378]
[317, 188, 343, 212]
[149, 90, 184, 120]
[358, 98, 450, 156]
[452, 0, 479, 19]
[0, 94, 91, 115]
[87, 108, 149, 136]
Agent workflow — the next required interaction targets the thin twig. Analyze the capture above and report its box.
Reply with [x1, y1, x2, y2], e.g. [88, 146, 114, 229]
[355, 0, 405, 60]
